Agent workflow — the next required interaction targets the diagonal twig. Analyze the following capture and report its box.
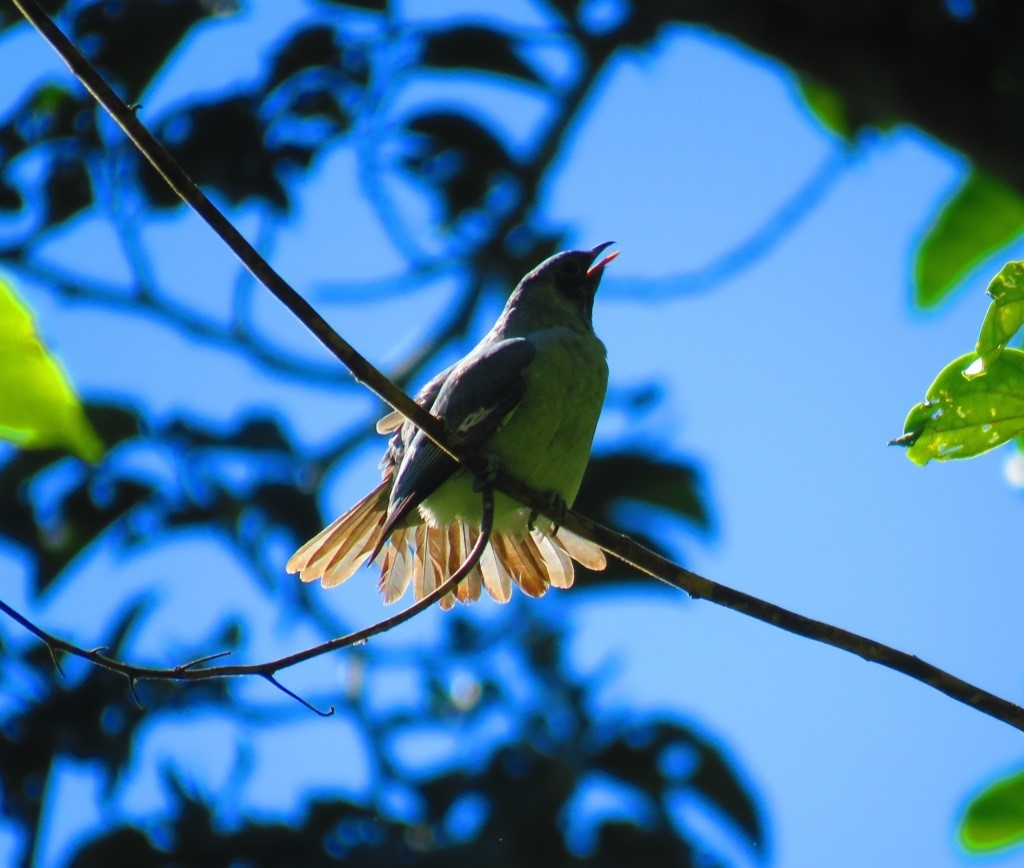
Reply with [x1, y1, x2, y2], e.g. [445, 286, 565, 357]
[0, 487, 494, 713]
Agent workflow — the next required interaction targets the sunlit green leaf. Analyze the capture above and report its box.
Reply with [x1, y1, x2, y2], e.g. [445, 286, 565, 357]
[970, 260, 1024, 376]
[896, 350, 1024, 465]
[960, 767, 1024, 854]
[0, 276, 103, 462]
[915, 170, 1024, 308]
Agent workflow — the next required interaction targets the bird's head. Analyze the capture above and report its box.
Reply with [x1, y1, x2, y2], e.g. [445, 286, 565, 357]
[510, 242, 619, 330]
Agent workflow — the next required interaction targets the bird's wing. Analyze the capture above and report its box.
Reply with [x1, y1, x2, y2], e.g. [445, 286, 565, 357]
[377, 337, 536, 541]
[375, 363, 456, 435]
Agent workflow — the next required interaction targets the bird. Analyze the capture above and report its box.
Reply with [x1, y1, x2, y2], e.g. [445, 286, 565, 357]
[286, 242, 618, 609]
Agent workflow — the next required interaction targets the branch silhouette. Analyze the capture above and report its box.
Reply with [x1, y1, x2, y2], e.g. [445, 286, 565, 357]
[8, 0, 1024, 736]
[0, 486, 495, 714]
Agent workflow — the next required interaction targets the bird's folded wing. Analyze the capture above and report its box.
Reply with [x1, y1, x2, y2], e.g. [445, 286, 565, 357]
[379, 337, 537, 536]
[375, 362, 456, 435]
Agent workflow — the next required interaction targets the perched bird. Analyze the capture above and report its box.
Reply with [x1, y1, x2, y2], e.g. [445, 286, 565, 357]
[287, 243, 618, 608]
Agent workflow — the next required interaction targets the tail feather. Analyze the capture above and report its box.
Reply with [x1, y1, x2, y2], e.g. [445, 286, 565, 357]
[289, 479, 608, 604]
[426, 526, 445, 598]
[287, 480, 389, 583]
[490, 534, 520, 594]
[456, 525, 483, 604]
[555, 526, 607, 571]
[436, 522, 456, 610]
[318, 503, 386, 585]
[375, 408, 404, 434]
[321, 516, 384, 588]
[410, 525, 429, 600]
[518, 533, 555, 597]
[479, 541, 512, 603]
[378, 527, 413, 603]
[533, 528, 575, 590]
[494, 534, 547, 597]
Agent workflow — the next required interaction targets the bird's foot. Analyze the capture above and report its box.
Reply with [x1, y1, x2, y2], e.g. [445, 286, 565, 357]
[472, 454, 500, 493]
[528, 491, 568, 534]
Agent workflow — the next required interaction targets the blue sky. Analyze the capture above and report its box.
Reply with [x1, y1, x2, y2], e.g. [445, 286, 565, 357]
[3, 3, 1024, 866]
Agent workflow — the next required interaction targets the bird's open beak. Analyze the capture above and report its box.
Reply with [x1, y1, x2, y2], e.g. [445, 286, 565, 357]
[587, 241, 620, 276]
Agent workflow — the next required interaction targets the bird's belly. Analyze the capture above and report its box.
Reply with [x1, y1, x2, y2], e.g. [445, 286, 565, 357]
[421, 328, 607, 531]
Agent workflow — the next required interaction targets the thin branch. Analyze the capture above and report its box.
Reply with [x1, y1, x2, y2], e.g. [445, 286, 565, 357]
[530, 489, 1024, 734]
[0, 487, 494, 710]
[261, 674, 332, 717]
[11, 0, 1024, 737]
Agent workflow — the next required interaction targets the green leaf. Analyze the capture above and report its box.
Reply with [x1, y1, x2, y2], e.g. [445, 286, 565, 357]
[796, 77, 854, 141]
[896, 349, 1024, 465]
[960, 767, 1024, 854]
[72, 0, 217, 97]
[971, 260, 1024, 375]
[0, 276, 103, 462]
[914, 170, 1024, 308]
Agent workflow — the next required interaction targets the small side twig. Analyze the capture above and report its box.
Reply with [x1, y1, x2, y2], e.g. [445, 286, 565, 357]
[0, 486, 495, 713]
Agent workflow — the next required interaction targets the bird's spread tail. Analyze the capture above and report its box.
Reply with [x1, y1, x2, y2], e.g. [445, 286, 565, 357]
[287, 496, 607, 606]
[286, 480, 390, 588]
[373, 521, 607, 609]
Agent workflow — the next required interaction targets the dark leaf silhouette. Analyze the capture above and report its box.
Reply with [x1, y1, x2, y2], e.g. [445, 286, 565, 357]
[402, 111, 516, 225]
[269, 25, 343, 90]
[84, 403, 142, 450]
[0, 177, 21, 211]
[573, 450, 709, 584]
[139, 96, 291, 209]
[72, 0, 215, 97]
[0, 0, 67, 33]
[318, 0, 387, 10]
[422, 26, 544, 85]
[43, 158, 92, 227]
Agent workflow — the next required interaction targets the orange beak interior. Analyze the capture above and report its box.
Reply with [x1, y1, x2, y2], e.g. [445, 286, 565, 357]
[587, 249, 620, 276]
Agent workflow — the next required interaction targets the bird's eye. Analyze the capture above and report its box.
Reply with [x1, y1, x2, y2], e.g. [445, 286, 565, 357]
[559, 260, 582, 279]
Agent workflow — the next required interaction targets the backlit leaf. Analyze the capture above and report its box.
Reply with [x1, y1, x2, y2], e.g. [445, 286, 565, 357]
[972, 260, 1024, 374]
[896, 350, 1024, 465]
[0, 276, 102, 462]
